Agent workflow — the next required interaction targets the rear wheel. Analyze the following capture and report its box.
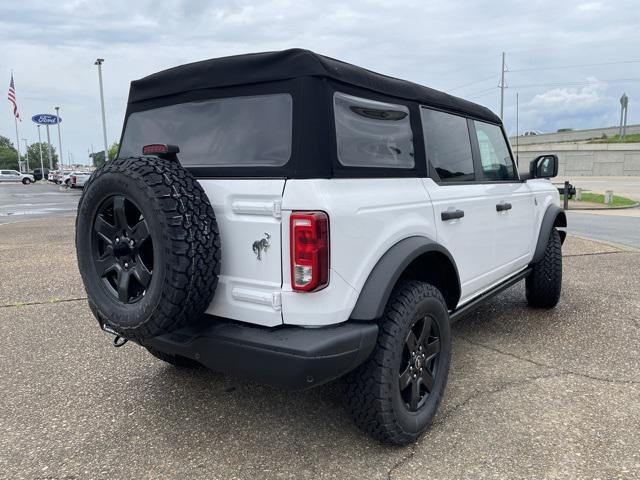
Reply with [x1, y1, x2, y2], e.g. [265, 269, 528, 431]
[344, 281, 451, 445]
[526, 228, 562, 308]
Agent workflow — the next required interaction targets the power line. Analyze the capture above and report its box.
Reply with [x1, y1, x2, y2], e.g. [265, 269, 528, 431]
[509, 78, 640, 89]
[449, 73, 500, 92]
[463, 87, 499, 100]
[509, 59, 640, 73]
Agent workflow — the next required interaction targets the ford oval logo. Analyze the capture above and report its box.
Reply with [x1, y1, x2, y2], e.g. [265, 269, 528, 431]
[31, 114, 62, 125]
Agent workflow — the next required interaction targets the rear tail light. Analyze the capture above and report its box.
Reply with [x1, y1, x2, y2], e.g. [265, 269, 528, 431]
[290, 211, 329, 292]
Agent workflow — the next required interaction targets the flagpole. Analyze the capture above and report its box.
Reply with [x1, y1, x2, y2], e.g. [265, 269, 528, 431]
[9, 70, 21, 171]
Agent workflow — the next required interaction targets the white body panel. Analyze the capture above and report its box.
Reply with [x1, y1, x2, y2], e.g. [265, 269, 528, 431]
[200, 175, 559, 328]
[199, 179, 285, 327]
[280, 178, 436, 326]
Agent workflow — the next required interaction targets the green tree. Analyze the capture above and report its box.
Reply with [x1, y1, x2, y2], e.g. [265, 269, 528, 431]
[0, 135, 20, 170]
[108, 141, 120, 161]
[25, 142, 59, 170]
[91, 150, 106, 168]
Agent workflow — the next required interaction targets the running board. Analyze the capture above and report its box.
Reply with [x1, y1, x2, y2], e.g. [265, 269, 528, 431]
[449, 268, 532, 323]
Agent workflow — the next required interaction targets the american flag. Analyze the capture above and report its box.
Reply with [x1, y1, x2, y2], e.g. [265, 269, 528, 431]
[7, 74, 21, 121]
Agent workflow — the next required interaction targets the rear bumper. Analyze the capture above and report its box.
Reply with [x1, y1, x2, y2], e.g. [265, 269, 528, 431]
[142, 316, 378, 390]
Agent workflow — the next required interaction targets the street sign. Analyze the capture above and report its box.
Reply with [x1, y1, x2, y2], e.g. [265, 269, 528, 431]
[31, 114, 62, 125]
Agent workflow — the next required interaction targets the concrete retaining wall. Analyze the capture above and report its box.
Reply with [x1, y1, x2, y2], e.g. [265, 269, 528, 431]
[511, 124, 640, 145]
[513, 143, 640, 177]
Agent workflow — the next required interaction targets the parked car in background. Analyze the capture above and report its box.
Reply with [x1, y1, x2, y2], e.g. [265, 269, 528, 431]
[523, 130, 543, 136]
[0, 169, 35, 184]
[70, 172, 92, 188]
[47, 171, 57, 182]
[33, 168, 50, 181]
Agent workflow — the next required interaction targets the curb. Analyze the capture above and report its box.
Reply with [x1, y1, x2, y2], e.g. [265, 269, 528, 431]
[567, 233, 640, 253]
[567, 202, 639, 211]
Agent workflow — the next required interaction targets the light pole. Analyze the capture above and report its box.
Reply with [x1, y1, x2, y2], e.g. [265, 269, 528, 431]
[95, 58, 109, 162]
[22, 138, 29, 172]
[55, 106, 63, 171]
[36, 125, 45, 181]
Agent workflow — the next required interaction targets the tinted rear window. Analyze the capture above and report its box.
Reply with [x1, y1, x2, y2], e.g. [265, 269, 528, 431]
[333, 92, 414, 169]
[119, 94, 292, 167]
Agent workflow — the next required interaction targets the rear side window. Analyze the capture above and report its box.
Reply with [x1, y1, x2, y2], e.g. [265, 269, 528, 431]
[333, 92, 414, 169]
[420, 108, 474, 182]
[473, 121, 518, 181]
[119, 94, 292, 167]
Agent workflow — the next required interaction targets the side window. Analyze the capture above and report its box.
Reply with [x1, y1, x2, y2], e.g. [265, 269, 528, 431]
[473, 121, 518, 181]
[420, 108, 475, 182]
[333, 92, 414, 169]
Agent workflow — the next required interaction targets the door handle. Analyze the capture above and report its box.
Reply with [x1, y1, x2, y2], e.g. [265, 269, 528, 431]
[441, 209, 465, 221]
[496, 202, 512, 212]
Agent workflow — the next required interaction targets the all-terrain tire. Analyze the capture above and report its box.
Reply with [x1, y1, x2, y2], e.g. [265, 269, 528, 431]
[76, 156, 221, 340]
[344, 281, 451, 445]
[526, 227, 562, 308]
[146, 346, 200, 368]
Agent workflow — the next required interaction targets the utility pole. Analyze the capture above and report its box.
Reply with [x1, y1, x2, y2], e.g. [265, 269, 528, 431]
[22, 138, 29, 171]
[55, 106, 63, 171]
[95, 58, 109, 162]
[499, 52, 507, 120]
[37, 125, 45, 180]
[515, 92, 519, 170]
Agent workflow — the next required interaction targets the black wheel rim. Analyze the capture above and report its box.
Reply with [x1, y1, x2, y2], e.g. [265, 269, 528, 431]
[398, 315, 441, 412]
[92, 195, 154, 304]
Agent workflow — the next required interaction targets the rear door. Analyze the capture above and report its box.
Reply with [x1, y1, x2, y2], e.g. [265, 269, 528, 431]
[420, 107, 499, 303]
[199, 179, 285, 327]
[118, 92, 294, 327]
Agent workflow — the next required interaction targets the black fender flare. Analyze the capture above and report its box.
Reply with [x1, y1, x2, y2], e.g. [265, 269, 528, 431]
[350, 236, 460, 321]
[532, 204, 567, 264]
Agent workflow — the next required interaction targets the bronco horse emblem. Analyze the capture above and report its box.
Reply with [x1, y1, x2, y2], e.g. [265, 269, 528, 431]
[252, 233, 271, 261]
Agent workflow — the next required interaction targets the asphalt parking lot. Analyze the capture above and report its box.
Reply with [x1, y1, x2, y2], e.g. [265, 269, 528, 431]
[0, 182, 81, 224]
[1, 185, 639, 479]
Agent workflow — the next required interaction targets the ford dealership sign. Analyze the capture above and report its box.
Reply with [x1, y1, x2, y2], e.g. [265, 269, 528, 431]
[31, 114, 62, 125]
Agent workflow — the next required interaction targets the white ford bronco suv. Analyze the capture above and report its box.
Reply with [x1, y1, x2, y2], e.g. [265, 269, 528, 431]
[75, 49, 566, 445]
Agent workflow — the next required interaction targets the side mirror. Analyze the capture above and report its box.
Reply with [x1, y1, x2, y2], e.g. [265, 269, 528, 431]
[529, 154, 558, 179]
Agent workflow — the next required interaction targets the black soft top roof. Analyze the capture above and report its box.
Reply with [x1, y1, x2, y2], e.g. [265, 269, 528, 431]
[128, 48, 500, 124]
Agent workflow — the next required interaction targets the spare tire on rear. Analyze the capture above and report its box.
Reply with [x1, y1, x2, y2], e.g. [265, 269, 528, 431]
[75, 156, 221, 340]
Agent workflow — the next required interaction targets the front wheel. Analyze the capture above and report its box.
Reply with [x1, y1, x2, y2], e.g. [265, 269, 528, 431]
[22, 178, 31, 185]
[344, 281, 451, 445]
[526, 228, 562, 308]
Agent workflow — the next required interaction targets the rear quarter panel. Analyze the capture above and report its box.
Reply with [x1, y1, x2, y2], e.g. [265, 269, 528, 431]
[281, 178, 436, 326]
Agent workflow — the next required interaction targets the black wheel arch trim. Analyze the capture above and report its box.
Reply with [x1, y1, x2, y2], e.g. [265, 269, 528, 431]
[532, 204, 567, 264]
[350, 236, 461, 320]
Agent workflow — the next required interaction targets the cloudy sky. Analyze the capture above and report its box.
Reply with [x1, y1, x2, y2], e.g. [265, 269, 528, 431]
[1, 0, 639, 166]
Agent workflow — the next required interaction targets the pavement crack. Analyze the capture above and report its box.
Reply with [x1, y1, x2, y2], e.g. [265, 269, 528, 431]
[436, 371, 564, 425]
[0, 297, 87, 309]
[387, 444, 417, 480]
[388, 371, 563, 479]
[455, 334, 640, 386]
[563, 251, 628, 258]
